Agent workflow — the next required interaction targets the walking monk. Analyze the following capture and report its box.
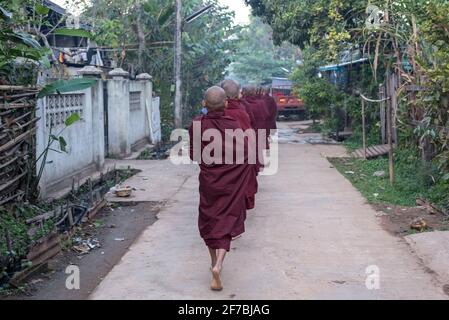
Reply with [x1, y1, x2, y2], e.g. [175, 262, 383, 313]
[189, 86, 254, 291]
[242, 86, 269, 172]
[220, 79, 258, 212]
[262, 87, 278, 134]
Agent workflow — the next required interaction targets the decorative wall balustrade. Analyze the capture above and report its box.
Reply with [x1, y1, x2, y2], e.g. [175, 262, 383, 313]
[45, 93, 85, 128]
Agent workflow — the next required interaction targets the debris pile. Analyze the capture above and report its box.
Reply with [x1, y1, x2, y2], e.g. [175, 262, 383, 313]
[72, 236, 101, 255]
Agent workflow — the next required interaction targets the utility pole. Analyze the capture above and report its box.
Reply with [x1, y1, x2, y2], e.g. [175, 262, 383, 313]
[173, 2, 212, 129]
[174, 0, 183, 128]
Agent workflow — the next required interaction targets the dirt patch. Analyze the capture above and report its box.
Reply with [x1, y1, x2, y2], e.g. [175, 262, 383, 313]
[2, 201, 161, 300]
[373, 203, 449, 237]
[137, 142, 176, 160]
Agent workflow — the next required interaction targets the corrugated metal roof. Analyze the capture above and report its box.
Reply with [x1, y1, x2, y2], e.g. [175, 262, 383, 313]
[319, 58, 368, 72]
[272, 77, 292, 89]
[43, 0, 66, 15]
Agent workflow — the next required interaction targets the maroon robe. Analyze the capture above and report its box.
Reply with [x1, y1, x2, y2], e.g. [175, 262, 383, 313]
[225, 99, 259, 211]
[263, 94, 278, 131]
[242, 96, 270, 171]
[189, 111, 254, 251]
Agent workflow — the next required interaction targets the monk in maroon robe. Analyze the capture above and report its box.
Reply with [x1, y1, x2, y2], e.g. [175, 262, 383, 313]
[262, 87, 278, 132]
[242, 86, 269, 171]
[220, 79, 258, 212]
[189, 86, 254, 291]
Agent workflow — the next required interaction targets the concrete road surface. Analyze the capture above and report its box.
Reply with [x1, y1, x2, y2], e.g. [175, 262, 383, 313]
[90, 122, 448, 300]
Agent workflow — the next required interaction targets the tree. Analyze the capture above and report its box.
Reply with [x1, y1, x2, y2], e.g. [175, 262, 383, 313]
[247, 0, 449, 176]
[245, 0, 364, 62]
[82, 0, 240, 133]
[228, 16, 299, 85]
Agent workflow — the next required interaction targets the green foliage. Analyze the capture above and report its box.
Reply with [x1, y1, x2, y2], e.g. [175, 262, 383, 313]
[83, 0, 240, 132]
[250, 0, 449, 183]
[245, 0, 364, 60]
[228, 17, 298, 85]
[412, 1, 449, 173]
[0, 2, 47, 83]
[0, 204, 52, 258]
[33, 112, 82, 197]
[330, 148, 449, 210]
[52, 28, 92, 39]
[37, 79, 97, 98]
[1, 0, 91, 83]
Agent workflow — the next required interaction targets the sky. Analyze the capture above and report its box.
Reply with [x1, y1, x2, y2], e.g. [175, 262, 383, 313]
[218, 0, 251, 25]
[52, 0, 251, 25]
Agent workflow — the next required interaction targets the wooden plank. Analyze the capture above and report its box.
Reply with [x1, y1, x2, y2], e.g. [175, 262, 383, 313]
[352, 144, 391, 159]
[26, 209, 57, 224]
[371, 145, 384, 155]
[0, 85, 38, 91]
[0, 171, 27, 192]
[0, 102, 35, 109]
[0, 156, 19, 170]
[352, 150, 362, 158]
[366, 146, 377, 157]
[377, 145, 388, 154]
[0, 127, 36, 153]
[0, 191, 23, 205]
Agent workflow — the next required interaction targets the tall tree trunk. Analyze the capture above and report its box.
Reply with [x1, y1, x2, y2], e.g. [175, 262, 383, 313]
[174, 0, 183, 128]
[135, 0, 146, 73]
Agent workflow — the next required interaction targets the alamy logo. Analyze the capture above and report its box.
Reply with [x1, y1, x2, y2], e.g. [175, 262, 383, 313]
[365, 5, 386, 30]
[65, 265, 80, 290]
[169, 124, 279, 176]
[365, 265, 380, 290]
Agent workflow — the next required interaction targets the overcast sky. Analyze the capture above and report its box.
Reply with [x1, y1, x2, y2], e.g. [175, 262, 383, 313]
[218, 0, 251, 25]
[52, 0, 251, 25]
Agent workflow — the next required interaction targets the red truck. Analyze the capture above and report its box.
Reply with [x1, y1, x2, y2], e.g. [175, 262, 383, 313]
[271, 77, 305, 118]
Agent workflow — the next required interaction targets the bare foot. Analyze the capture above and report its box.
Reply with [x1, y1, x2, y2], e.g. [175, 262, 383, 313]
[232, 235, 242, 241]
[210, 266, 223, 291]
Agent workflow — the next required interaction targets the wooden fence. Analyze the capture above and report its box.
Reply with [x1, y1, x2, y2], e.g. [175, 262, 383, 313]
[0, 86, 38, 206]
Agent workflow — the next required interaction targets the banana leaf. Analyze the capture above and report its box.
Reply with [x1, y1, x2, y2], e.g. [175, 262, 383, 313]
[38, 79, 97, 98]
[53, 28, 92, 39]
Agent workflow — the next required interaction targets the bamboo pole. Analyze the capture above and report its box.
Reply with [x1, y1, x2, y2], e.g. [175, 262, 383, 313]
[362, 98, 367, 160]
[0, 85, 38, 91]
[0, 103, 35, 109]
[387, 73, 395, 185]
[379, 85, 386, 145]
[174, 0, 183, 129]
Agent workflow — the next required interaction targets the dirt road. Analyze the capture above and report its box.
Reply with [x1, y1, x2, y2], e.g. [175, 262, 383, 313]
[90, 122, 448, 300]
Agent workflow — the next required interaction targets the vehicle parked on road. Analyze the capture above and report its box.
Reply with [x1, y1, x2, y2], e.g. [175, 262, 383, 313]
[271, 77, 305, 119]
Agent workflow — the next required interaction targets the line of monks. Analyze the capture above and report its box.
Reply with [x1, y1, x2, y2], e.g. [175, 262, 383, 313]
[188, 79, 278, 291]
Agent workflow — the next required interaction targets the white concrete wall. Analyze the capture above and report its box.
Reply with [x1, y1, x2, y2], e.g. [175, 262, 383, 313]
[151, 97, 162, 144]
[128, 81, 149, 148]
[107, 72, 154, 157]
[36, 77, 105, 194]
[36, 69, 158, 195]
[107, 78, 131, 157]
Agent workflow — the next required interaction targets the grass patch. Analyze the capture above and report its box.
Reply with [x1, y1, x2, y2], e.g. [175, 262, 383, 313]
[329, 150, 449, 210]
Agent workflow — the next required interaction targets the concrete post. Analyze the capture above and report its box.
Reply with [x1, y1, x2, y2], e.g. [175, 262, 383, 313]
[136, 73, 154, 144]
[107, 68, 131, 157]
[36, 97, 48, 197]
[78, 66, 105, 170]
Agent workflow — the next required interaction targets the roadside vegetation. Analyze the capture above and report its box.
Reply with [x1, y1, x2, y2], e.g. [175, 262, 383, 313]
[247, 0, 449, 213]
[329, 149, 449, 210]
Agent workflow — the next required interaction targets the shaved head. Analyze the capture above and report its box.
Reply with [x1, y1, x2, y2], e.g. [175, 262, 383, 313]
[243, 85, 257, 97]
[220, 79, 241, 99]
[204, 86, 227, 111]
